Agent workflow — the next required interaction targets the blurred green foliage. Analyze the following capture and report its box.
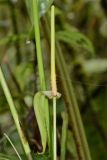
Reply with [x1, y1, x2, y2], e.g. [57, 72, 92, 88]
[0, 0, 107, 159]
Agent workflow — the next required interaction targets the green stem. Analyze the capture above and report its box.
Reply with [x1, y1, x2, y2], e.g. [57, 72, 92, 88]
[53, 97, 57, 160]
[56, 43, 91, 160]
[41, 17, 92, 160]
[51, 6, 57, 160]
[9, 0, 21, 64]
[51, 6, 57, 96]
[32, 0, 46, 90]
[32, 0, 51, 155]
[61, 112, 68, 160]
[0, 67, 32, 160]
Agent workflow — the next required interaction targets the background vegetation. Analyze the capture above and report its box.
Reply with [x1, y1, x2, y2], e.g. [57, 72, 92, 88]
[0, 0, 107, 159]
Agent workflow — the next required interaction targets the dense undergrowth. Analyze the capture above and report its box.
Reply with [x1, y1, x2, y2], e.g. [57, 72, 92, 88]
[0, 0, 107, 160]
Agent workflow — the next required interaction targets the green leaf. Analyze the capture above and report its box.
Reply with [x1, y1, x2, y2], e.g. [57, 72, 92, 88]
[66, 131, 78, 159]
[32, 153, 50, 159]
[0, 153, 18, 160]
[25, 0, 53, 22]
[82, 59, 107, 74]
[33, 92, 48, 153]
[0, 153, 50, 160]
[57, 30, 95, 54]
[14, 63, 33, 91]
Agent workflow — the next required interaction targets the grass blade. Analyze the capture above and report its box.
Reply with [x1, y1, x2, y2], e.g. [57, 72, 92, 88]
[0, 67, 32, 160]
[4, 133, 22, 160]
[33, 92, 47, 153]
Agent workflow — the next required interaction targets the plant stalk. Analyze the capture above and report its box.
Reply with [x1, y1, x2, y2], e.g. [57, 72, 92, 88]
[32, 0, 51, 155]
[41, 16, 92, 160]
[51, 6, 57, 160]
[0, 67, 32, 160]
[61, 112, 68, 160]
[32, 0, 46, 90]
[53, 97, 57, 160]
[51, 5, 57, 97]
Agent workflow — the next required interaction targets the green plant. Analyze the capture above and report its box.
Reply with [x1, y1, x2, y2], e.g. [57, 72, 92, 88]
[32, 0, 50, 155]
[1, 0, 101, 160]
[0, 67, 32, 160]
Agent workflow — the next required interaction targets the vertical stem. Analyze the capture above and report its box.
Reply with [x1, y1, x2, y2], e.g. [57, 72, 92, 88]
[61, 112, 68, 160]
[51, 6, 57, 160]
[0, 67, 32, 160]
[51, 5, 57, 96]
[32, 0, 46, 90]
[53, 97, 57, 160]
[9, 1, 21, 64]
[32, 0, 51, 155]
[41, 17, 92, 160]
[55, 42, 92, 160]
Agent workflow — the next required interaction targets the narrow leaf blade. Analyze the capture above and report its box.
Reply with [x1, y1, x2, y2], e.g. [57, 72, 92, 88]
[57, 30, 95, 54]
[33, 92, 47, 153]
